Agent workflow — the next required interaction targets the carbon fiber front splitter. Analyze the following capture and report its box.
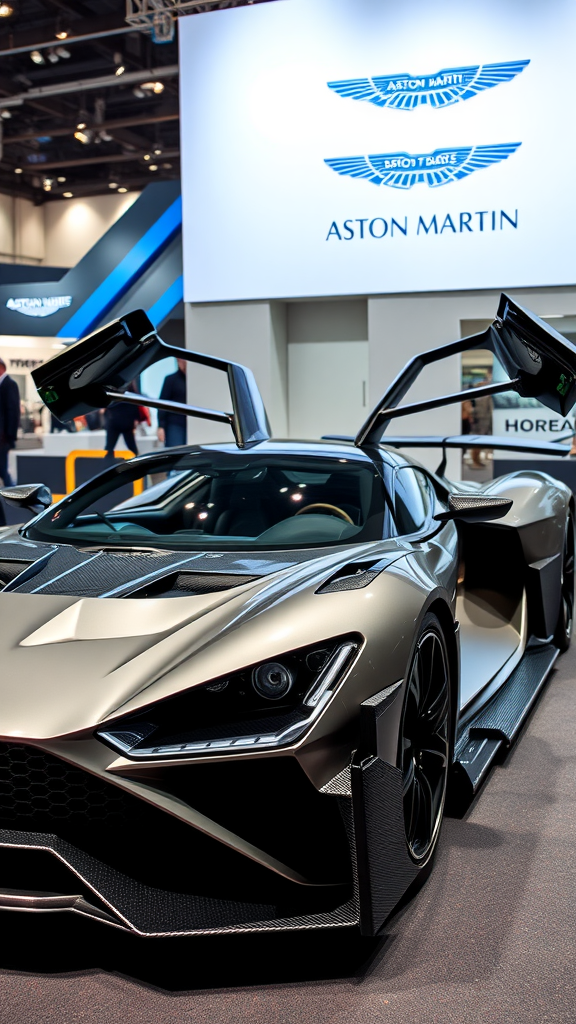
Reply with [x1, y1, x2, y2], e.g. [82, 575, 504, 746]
[0, 829, 359, 937]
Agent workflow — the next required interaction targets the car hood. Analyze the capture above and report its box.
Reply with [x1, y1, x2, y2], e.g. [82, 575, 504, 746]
[0, 533, 400, 741]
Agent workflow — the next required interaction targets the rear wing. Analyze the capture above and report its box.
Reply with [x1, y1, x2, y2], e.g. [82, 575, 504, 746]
[32, 309, 270, 449]
[356, 293, 576, 447]
[324, 434, 572, 457]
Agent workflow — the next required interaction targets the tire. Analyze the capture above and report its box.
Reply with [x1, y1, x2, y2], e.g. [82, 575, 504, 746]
[399, 612, 451, 867]
[554, 511, 574, 653]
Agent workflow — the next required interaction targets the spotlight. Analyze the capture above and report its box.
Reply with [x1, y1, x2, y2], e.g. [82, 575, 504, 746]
[98, 130, 113, 142]
[115, 65, 125, 77]
[55, 46, 70, 59]
[74, 128, 93, 144]
[0, 3, 14, 16]
[55, 30, 68, 40]
[0, 109, 11, 119]
[76, 122, 86, 130]
[14, 167, 23, 174]
[149, 164, 158, 171]
[141, 81, 164, 95]
[153, 147, 162, 156]
[162, 163, 173, 170]
[47, 48, 59, 64]
[63, 192, 73, 198]
[42, 178, 53, 192]
[108, 181, 118, 189]
[132, 87, 145, 99]
[143, 153, 151, 161]
[117, 187, 128, 193]
[57, 176, 66, 183]
[30, 50, 45, 65]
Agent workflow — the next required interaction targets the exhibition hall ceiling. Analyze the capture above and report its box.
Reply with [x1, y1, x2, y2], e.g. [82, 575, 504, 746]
[0, 0, 273, 204]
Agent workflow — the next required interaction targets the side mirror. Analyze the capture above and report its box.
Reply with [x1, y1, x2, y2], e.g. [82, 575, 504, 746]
[0, 483, 52, 514]
[434, 493, 512, 524]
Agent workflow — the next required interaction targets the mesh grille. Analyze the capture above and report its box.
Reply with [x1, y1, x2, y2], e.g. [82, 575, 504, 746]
[0, 743, 127, 823]
[319, 570, 380, 594]
[449, 494, 511, 512]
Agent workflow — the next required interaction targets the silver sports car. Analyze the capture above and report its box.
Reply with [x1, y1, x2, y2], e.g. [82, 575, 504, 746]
[0, 294, 574, 937]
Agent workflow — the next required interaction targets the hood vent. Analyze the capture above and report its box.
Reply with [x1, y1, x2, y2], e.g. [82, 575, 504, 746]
[0, 560, 33, 589]
[129, 571, 258, 599]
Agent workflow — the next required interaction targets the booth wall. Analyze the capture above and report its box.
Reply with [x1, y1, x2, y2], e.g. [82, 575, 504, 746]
[42, 192, 140, 268]
[185, 285, 576, 478]
[0, 192, 140, 269]
[0, 195, 44, 266]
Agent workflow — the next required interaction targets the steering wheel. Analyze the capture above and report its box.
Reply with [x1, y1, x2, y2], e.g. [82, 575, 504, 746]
[294, 503, 353, 524]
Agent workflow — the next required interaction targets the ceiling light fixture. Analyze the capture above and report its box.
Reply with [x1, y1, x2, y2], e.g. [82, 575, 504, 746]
[108, 181, 118, 189]
[14, 167, 22, 174]
[141, 81, 164, 95]
[0, 3, 14, 16]
[55, 30, 68, 40]
[76, 122, 86, 130]
[47, 48, 59, 64]
[30, 50, 45, 65]
[115, 65, 126, 77]
[74, 128, 93, 144]
[143, 153, 151, 161]
[0, 109, 11, 119]
[153, 147, 162, 156]
[57, 176, 66, 183]
[132, 87, 145, 98]
[117, 187, 128, 193]
[42, 178, 53, 192]
[63, 192, 73, 198]
[149, 164, 158, 171]
[55, 46, 70, 59]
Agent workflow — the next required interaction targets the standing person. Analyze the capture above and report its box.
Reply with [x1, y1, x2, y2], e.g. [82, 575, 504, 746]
[104, 382, 139, 456]
[0, 357, 20, 488]
[157, 359, 188, 448]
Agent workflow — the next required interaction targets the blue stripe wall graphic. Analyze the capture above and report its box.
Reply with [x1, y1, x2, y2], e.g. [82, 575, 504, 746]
[147, 274, 184, 328]
[57, 196, 182, 339]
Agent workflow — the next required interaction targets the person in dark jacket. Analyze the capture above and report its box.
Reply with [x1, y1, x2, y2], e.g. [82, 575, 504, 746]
[0, 358, 20, 488]
[157, 359, 187, 448]
[104, 381, 139, 456]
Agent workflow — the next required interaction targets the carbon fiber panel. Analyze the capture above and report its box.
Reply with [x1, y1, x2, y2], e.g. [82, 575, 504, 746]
[0, 829, 359, 936]
[351, 756, 418, 936]
[7, 545, 319, 597]
[470, 644, 558, 743]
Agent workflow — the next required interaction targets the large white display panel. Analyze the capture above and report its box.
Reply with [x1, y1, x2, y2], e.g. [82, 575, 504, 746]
[180, 0, 576, 302]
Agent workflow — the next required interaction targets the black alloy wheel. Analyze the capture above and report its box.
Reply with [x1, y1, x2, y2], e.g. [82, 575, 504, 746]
[554, 512, 574, 653]
[400, 613, 451, 865]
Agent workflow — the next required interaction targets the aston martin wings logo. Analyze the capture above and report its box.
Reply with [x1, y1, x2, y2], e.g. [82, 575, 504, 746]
[324, 143, 521, 189]
[327, 60, 530, 111]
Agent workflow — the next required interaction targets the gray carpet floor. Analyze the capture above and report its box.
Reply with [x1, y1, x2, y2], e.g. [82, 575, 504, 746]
[0, 645, 574, 1023]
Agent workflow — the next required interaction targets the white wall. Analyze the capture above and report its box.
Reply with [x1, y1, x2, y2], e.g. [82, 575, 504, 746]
[42, 192, 139, 267]
[184, 301, 288, 445]
[0, 194, 44, 264]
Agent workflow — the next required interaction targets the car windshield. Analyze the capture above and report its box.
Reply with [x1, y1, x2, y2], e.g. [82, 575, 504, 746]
[25, 450, 391, 551]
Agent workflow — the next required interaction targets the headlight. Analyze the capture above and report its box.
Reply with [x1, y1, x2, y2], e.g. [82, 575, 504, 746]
[97, 635, 360, 760]
[252, 661, 294, 700]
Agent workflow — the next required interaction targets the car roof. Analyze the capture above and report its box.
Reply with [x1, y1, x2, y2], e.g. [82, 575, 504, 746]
[135, 436, 385, 460]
